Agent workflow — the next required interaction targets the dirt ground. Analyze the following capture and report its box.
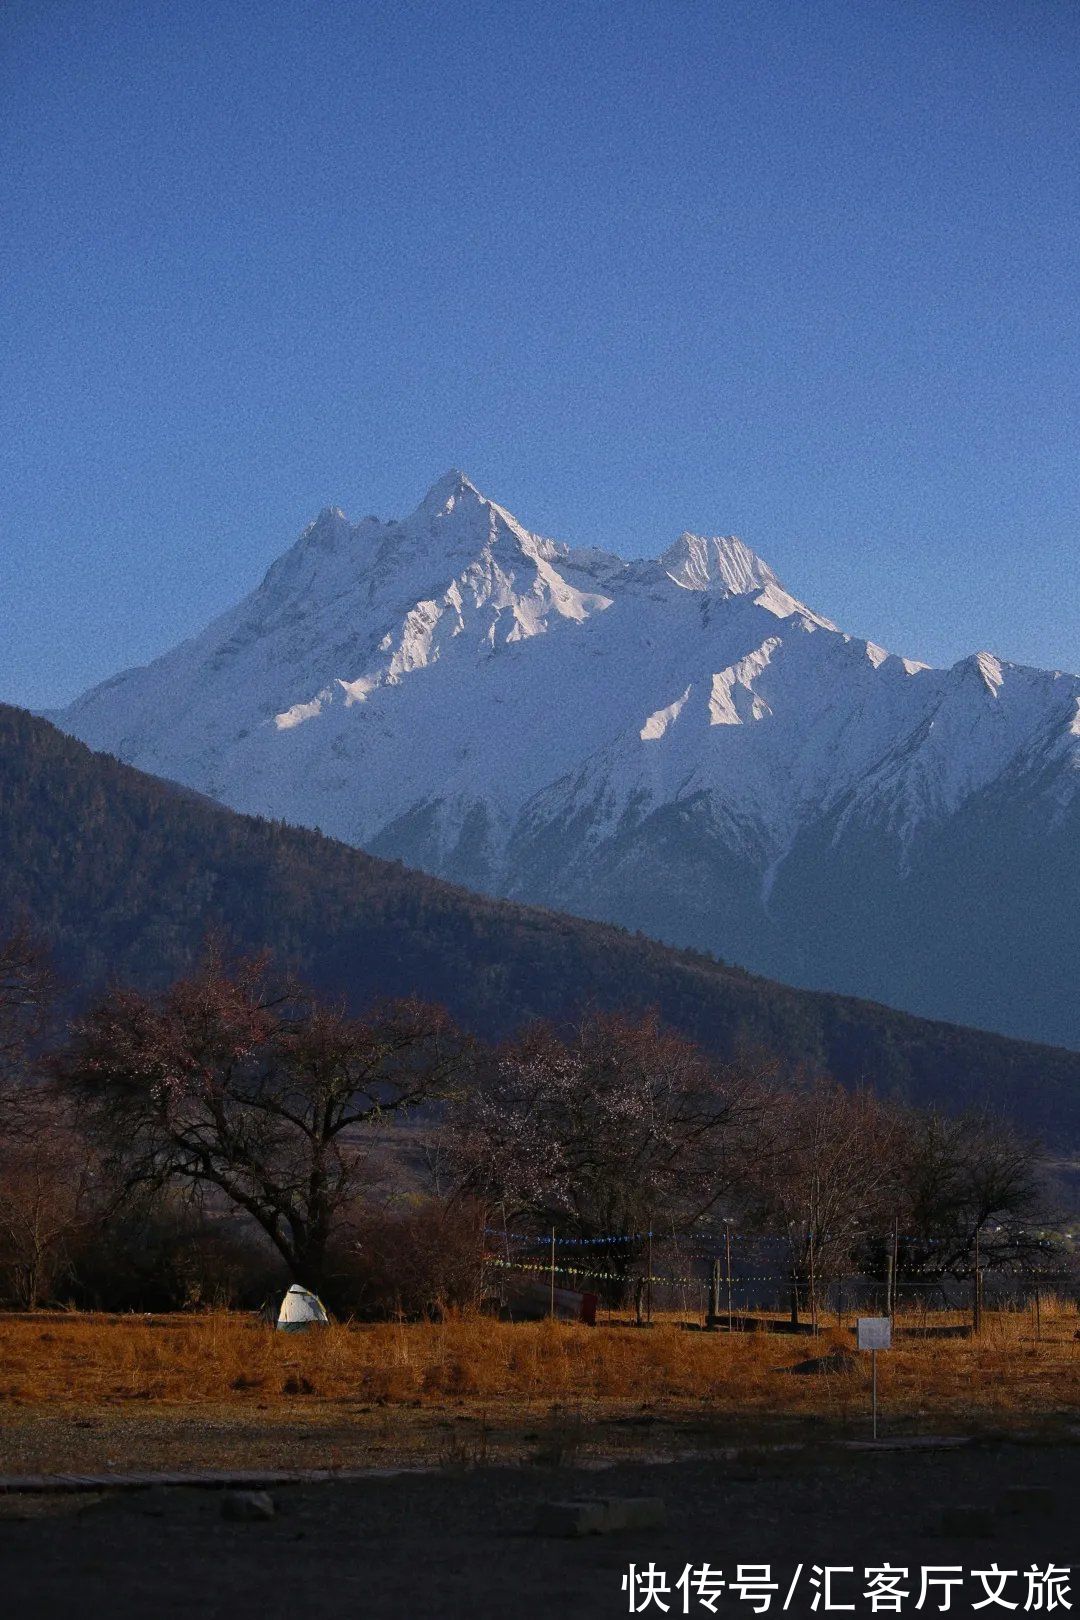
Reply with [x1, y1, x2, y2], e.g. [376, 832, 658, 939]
[2, 1395, 1078, 1477]
[0, 1435, 1075, 1618]
[0, 1309, 1075, 1616]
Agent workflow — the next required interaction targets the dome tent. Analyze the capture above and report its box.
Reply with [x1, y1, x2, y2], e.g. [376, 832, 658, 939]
[276, 1283, 330, 1332]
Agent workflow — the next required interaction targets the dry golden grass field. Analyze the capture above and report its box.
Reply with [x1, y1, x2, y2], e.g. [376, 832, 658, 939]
[0, 1304, 1076, 1478]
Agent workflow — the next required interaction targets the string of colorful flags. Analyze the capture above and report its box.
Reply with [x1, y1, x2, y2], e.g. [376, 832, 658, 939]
[483, 1255, 1073, 1287]
[483, 1227, 1074, 1252]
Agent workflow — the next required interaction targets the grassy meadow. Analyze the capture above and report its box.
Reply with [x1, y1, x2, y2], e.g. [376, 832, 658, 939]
[0, 1303, 1076, 1460]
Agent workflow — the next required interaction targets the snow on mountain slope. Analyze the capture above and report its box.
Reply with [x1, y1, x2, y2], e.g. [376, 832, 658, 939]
[55, 472, 1080, 1049]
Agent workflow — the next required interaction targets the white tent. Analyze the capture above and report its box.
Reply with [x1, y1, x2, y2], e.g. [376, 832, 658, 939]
[276, 1283, 330, 1332]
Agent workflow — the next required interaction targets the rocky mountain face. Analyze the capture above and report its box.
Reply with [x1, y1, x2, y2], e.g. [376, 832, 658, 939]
[56, 472, 1080, 1049]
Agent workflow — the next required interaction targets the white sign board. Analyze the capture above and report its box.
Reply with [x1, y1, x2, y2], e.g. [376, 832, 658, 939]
[857, 1316, 892, 1351]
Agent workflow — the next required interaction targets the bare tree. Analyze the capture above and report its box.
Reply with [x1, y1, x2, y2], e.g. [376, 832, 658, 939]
[745, 1077, 900, 1323]
[890, 1108, 1044, 1282]
[0, 925, 57, 1114]
[450, 1011, 774, 1278]
[327, 1196, 488, 1320]
[0, 1093, 104, 1308]
[0, 927, 90, 1305]
[58, 945, 468, 1292]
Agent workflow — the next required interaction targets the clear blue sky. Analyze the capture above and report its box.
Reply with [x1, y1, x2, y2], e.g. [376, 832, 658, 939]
[2, 0, 1078, 709]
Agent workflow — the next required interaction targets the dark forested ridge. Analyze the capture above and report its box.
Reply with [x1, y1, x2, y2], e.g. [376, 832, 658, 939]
[2, 702, 1077, 1143]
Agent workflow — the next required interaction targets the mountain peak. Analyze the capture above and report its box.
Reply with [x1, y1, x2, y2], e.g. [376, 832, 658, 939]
[296, 505, 352, 553]
[412, 468, 486, 521]
[660, 531, 780, 596]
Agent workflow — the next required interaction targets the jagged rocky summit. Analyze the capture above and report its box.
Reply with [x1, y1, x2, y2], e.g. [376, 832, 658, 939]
[55, 471, 1080, 1050]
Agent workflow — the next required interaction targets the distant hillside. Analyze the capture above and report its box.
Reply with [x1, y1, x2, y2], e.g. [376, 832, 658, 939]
[2, 703, 1078, 1143]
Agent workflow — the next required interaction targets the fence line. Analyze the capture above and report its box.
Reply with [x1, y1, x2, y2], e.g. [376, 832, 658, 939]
[486, 1256, 1075, 1288]
[484, 1227, 1077, 1249]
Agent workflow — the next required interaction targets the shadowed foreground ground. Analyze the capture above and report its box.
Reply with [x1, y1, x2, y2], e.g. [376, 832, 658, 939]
[0, 1439, 1075, 1618]
[0, 1313, 1075, 1614]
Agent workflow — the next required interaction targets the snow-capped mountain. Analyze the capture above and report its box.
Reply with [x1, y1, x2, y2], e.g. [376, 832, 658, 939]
[55, 471, 1080, 1050]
